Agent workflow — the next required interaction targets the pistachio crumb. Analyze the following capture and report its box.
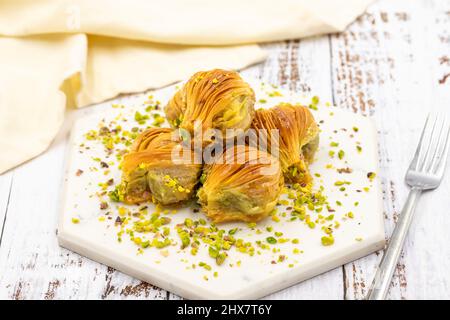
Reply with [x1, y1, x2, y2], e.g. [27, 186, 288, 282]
[321, 235, 335, 246]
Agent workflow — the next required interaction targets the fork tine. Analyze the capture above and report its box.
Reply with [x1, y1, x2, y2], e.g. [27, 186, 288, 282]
[410, 115, 431, 170]
[419, 114, 440, 172]
[427, 114, 446, 173]
[434, 117, 450, 176]
[416, 113, 437, 171]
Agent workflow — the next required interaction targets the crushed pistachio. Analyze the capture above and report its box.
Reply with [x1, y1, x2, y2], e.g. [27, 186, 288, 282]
[309, 96, 319, 110]
[274, 231, 283, 237]
[334, 180, 351, 186]
[330, 142, 339, 147]
[134, 111, 149, 124]
[367, 172, 376, 181]
[199, 262, 212, 271]
[268, 90, 283, 97]
[152, 114, 165, 127]
[321, 235, 335, 246]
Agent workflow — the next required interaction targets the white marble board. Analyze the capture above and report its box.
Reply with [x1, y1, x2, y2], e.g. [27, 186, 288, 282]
[58, 77, 385, 299]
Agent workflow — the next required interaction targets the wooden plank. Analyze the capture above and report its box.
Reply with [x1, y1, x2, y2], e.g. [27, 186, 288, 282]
[0, 171, 13, 246]
[0, 128, 167, 299]
[330, 0, 422, 300]
[0, 171, 13, 297]
[330, 0, 450, 299]
[400, 0, 450, 300]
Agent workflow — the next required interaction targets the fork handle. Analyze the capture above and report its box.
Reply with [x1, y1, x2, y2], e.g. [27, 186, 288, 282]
[367, 187, 422, 300]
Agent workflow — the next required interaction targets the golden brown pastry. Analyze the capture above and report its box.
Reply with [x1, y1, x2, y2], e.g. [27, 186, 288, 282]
[250, 103, 319, 185]
[197, 145, 283, 223]
[118, 128, 202, 205]
[164, 69, 255, 143]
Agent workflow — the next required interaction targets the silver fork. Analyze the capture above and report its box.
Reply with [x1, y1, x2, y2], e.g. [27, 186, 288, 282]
[367, 113, 450, 300]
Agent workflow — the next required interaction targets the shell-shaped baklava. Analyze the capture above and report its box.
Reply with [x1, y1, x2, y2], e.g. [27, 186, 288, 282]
[119, 128, 202, 205]
[164, 69, 255, 143]
[251, 103, 319, 185]
[197, 145, 283, 223]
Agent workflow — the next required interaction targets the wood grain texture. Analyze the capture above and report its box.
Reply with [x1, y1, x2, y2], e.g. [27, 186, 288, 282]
[0, 0, 449, 299]
[330, 0, 450, 299]
[400, 0, 450, 300]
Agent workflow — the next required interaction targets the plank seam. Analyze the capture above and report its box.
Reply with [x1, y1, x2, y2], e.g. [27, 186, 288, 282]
[0, 175, 14, 249]
[342, 266, 348, 299]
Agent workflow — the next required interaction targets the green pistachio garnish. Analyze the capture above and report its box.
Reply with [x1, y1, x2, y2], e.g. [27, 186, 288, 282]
[330, 142, 339, 147]
[321, 235, 334, 246]
[266, 237, 277, 244]
[367, 172, 376, 181]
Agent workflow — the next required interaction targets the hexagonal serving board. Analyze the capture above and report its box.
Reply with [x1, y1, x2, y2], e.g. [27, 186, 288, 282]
[58, 77, 385, 299]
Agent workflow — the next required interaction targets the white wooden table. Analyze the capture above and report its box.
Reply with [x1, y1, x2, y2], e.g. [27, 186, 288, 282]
[0, 0, 449, 300]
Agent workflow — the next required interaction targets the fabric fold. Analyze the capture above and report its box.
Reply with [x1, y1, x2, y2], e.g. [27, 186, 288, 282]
[0, 34, 87, 173]
[0, 0, 374, 173]
[80, 36, 267, 106]
[0, 0, 374, 45]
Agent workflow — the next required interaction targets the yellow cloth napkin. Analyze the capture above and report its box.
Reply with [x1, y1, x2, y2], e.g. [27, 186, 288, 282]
[0, 0, 373, 173]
